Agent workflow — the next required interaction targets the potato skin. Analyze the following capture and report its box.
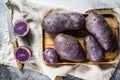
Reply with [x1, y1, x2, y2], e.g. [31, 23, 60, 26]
[42, 13, 85, 35]
[55, 34, 86, 61]
[84, 35, 105, 62]
[66, 13, 85, 29]
[86, 12, 118, 52]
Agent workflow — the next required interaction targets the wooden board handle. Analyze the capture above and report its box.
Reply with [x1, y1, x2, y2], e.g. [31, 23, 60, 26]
[85, 8, 114, 14]
[55, 76, 62, 80]
[13, 41, 24, 70]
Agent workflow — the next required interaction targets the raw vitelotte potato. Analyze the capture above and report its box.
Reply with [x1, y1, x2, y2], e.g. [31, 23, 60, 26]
[13, 20, 29, 37]
[55, 34, 86, 61]
[43, 48, 60, 64]
[15, 46, 31, 63]
[86, 12, 118, 52]
[42, 13, 85, 35]
[84, 35, 105, 62]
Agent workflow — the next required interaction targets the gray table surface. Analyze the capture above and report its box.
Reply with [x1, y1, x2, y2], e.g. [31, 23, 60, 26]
[0, 64, 50, 80]
[0, 63, 120, 80]
[0, 63, 86, 80]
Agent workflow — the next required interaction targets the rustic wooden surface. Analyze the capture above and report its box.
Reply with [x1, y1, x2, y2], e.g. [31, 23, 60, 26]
[42, 9, 119, 65]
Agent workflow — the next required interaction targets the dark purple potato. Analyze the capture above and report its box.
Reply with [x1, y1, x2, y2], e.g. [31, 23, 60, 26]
[68, 13, 85, 29]
[86, 12, 118, 52]
[15, 46, 31, 63]
[42, 13, 70, 35]
[43, 48, 60, 64]
[13, 20, 29, 37]
[42, 13, 85, 35]
[55, 34, 86, 61]
[84, 35, 105, 62]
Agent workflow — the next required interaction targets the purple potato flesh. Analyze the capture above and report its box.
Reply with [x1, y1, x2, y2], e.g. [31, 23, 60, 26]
[85, 12, 118, 52]
[42, 12, 85, 35]
[43, 48, 60, 64]
[84, 35, 105, 62]
[14, 20, 29, 37]
[15, 47, 31, 63]
[55, 34, 86, 61]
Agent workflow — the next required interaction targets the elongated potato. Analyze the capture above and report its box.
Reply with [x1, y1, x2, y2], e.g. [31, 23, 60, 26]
[84, 35, 105, 62]
[86, 12, 118, 52]
[55, 33, 86, 61]
[42, 13, 85, 35]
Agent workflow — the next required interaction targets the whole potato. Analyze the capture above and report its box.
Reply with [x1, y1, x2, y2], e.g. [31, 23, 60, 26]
[42, 13, 85, 35]
[43, 48, 60, 64]
[84, 35, 105, 62]
[86, 12, 118, 52]
[55, 33, 86, 61]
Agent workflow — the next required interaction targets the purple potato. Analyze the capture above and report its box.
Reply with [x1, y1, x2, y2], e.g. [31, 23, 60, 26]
[43, 48, 60, 64]
[42, 12, 85, 35]
[42, 13, 70, 35]
[15, 46, 31, 63]
[13, 20, 29, 37]
[84, 35, 105, 62]
[68, 13, 85, 29]
[55, 33, 86, 61]
[86, 12, 118, 52]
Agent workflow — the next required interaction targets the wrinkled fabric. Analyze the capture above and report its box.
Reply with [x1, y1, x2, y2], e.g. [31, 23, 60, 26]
[0, 0, 120, 80]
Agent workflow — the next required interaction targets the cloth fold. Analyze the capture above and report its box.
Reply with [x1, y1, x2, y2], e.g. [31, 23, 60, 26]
[0, 0, 120, 80]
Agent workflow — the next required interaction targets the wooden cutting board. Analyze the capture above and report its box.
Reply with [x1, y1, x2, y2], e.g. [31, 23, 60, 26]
[13, 41, 24, 70]
[42, 9, 119, 66]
